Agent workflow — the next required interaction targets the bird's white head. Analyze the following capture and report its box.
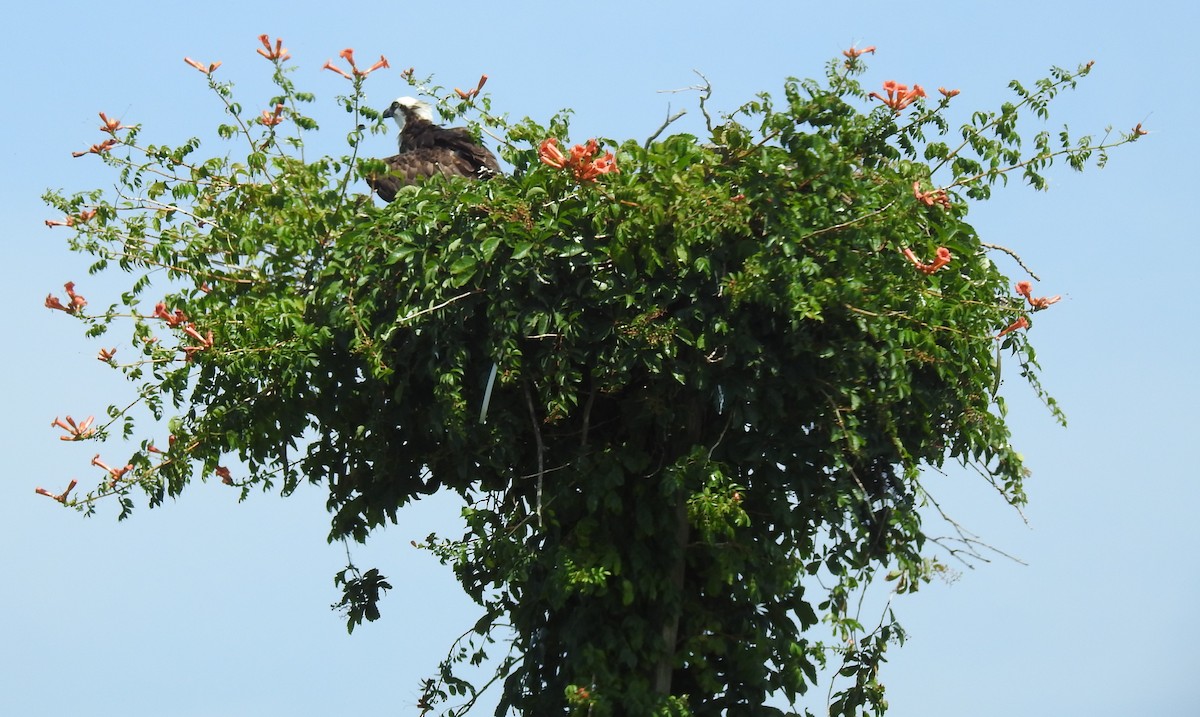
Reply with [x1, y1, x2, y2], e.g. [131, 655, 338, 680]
[382, 97, 435, 151]
[383, 96, 434, 126]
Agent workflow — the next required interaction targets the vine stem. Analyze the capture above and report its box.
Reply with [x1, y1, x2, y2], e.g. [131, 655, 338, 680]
[945, 135, 1133, 193]
[928, 67, 1088, 178]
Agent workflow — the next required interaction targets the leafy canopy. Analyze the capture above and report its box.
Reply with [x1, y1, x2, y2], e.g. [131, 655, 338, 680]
[41, 37, 1142, 716]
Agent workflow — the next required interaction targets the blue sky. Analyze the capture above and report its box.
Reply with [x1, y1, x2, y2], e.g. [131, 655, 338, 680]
[3, 1, 1196, 715]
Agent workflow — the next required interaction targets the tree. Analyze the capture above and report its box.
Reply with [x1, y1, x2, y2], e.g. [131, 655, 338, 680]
[41, 37, 1142, 716]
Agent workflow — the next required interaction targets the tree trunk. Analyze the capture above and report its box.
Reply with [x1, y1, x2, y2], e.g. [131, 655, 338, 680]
[654, 493, 690, 695]
[653, 395, 704, 696]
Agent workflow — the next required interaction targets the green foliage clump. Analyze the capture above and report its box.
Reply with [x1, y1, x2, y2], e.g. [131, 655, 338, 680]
[41, 40, 1142, 716]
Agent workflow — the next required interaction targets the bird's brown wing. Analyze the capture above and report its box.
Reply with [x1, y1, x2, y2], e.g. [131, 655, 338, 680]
[365, 149, 482, 202]
[437, 128, 502, 177]
[403, 124, 501, 177]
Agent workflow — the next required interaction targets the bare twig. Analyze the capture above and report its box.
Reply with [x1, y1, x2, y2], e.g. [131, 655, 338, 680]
[915, 473, 1028, 565]
[657, 70, 715, 134]
[393, 289, 484, 327]
[980, 241, 1041, 281]
[643, 107, 688, 150]
[962, 460, 1030, 523]
[798, 201, 895, 243]
[843, 304, 974, 338]
[706, 411, 734, 462]
[657, 80, 707, 95]
[479, 124, 511, 150]
[694, 70, 715, 135]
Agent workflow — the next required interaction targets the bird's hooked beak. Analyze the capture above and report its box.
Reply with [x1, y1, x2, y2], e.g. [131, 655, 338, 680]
[382, 104, 396, 120]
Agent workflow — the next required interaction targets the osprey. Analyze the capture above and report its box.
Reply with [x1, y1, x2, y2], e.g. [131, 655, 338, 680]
[367, 96, 501, 201]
